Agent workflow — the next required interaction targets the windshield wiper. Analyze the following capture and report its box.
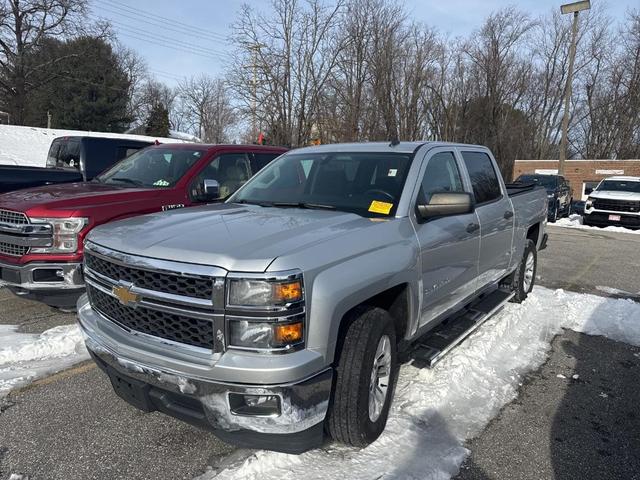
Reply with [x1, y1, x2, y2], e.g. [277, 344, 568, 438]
[233, 199, 275, 207]
[108, 177, 144, 187]
[271, 202, 336, 210]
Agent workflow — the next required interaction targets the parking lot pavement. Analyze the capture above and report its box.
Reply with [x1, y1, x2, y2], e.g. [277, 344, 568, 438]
[0, 362, 236, 480]
[538, 226, 640, 299]
[455, 330, 640, 480]
[0, 225, 639, 480]
[0, 288, 75, 333]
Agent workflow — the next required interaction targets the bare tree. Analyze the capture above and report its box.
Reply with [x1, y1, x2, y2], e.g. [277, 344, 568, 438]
[230, 0, 345, 147]
[178, 74, 235, 143]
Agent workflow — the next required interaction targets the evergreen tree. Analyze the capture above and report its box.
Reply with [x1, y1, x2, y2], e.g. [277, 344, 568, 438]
[145, 102, 170, 137]
[23, 36, 133, 132]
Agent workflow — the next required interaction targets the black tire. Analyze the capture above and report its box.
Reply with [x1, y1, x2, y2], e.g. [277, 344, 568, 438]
[327, 306, 398, 447]
[549, 201, 559, 223]
[510, 239, 537, 304]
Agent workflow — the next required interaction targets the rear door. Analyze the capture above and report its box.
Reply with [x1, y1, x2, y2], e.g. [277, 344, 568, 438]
[459, 149, 514, 289]
[413, 148, 481, 328]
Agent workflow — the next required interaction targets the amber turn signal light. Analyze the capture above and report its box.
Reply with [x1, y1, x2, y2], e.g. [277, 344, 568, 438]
[273, 281, 303, 303]
[273, 322, 303, 344]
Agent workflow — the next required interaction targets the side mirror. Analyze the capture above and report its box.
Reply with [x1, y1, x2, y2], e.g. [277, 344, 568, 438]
[203, 179, 220, 200]
[417, 192, 473, 220]
[584, 187, 593, 195]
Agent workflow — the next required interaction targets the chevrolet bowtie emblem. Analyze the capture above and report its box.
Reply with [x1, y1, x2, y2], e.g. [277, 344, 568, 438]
[112, 284, 140, 307]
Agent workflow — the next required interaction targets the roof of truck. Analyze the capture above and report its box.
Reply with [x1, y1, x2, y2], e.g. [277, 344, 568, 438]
[292, 141, 487, 155]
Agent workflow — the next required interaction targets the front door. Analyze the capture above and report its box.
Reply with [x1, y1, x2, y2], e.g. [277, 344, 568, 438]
[414, 150, 481, 329]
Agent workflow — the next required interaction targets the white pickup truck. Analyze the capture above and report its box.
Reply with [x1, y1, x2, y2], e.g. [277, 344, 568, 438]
[583, 176, 640, 230]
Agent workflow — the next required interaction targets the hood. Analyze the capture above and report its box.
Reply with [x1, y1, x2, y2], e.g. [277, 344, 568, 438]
[589, 190, 640, 201]
[0, 182, 162, 215]
[87, 204, 388, 272]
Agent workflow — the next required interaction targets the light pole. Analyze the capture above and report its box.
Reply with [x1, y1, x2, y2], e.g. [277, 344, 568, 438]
[558, 0, 590, 175]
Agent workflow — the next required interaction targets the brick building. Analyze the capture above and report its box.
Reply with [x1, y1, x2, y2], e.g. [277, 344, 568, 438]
[513, 160, 640, 200]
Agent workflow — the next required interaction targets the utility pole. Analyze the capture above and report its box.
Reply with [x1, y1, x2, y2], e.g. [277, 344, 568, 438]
[47, 110, 52, 129]
[247, 43, 265, 143]
[558, 0, 590, 175]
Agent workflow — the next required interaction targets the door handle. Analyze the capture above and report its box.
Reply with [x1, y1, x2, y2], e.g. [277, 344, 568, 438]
[504, 210, 514, 219]
[466, 223, 480, 233]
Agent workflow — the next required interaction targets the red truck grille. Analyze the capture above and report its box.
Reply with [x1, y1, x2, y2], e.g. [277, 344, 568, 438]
[0, 209, 31, 257]
[0, 209, 28, 225]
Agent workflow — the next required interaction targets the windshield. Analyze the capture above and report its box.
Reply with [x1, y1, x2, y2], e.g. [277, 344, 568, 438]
[596, 180, 640, 193]
[229, 151, 413, 217]
[516, 175, 557, 189]
[96, 147, 203, 188]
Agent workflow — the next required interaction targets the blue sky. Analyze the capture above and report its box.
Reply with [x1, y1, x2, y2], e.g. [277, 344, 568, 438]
[91, 0, 636, 86]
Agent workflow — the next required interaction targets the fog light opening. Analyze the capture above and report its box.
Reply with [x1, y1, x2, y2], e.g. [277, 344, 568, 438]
[228, 393, 281, 417]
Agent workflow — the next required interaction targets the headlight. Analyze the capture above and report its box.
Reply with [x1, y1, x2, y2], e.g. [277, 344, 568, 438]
[31, 217, 88, 254]
[547, 194, 555, 198]
[227, 316, 304, 350]
[227, 277, 303, 307]
[226, 271, 305, 351]
[585, 197, 594, 208]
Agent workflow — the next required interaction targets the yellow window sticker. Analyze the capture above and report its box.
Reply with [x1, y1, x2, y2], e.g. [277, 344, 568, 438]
[368, 200, 393, 215]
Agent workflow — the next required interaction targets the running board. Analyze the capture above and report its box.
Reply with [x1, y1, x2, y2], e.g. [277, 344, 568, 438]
[411, 289, 515, 368]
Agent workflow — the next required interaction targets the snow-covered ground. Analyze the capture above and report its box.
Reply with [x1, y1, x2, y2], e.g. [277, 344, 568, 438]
[0, 324, 89, 396]
[202, 287, 640, 480]
[0, 125, 186, 167]
[554, 214, 640, 235]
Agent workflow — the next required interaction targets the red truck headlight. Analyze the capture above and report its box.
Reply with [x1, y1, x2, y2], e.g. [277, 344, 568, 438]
[31, 217, 88, 254]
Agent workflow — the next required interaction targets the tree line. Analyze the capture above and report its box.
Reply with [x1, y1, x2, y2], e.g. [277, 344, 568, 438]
[1, 0, 638, 177]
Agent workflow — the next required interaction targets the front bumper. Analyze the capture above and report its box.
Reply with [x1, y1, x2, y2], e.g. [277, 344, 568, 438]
[77, 295, 332, 453]
[0, 260, 84, 308]
[583, 211, 640, 229]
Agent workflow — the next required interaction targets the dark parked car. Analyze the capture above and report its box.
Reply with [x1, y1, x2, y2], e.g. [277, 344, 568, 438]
[0, 136, 156, 194]
[515, 174, 572, 222]
[570, 200, 585, 216]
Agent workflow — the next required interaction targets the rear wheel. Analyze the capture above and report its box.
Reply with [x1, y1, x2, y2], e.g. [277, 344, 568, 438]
[327, 306, 398, 447]
[510, 239, 537, 303]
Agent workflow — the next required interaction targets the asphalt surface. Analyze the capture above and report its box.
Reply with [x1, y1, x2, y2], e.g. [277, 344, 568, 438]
[0, 224, 639, 480]
[456, 330, 640, 480]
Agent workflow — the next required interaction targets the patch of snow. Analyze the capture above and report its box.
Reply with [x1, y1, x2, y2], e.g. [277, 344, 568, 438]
[204, 287, 640, 480]
[0, 324, 89, 396]
[0, 125, 188, 167]
[556, 374, 566, 379]
[554, 214, 640, 235]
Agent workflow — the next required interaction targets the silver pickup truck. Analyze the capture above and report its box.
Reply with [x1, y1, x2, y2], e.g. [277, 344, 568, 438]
[77, 142, 547, 453]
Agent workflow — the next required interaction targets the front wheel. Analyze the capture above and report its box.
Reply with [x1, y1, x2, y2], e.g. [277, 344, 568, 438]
[549, 202, 559, 223]
[327, 306, 398, 447]
[510, 239, 537, 303]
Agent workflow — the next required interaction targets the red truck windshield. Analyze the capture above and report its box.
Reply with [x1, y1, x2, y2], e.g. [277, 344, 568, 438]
[96, 148, 203, 188]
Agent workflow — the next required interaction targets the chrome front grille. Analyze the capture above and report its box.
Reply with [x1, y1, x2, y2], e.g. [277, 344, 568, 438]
[0, 209, 28, 225]
[83, 242, 226, 353]
[0, 242, 29, 256]
[86, 285, 215, 349]
[85, 253, 214, 299]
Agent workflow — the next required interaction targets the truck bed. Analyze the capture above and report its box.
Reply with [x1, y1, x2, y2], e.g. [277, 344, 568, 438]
[0, 165, 82, 194]
[505, 182, 543, 197]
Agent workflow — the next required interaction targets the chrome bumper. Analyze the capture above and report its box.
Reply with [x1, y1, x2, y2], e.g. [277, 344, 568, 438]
[0, 260, 83, 290]
[77, 295, 332, 437]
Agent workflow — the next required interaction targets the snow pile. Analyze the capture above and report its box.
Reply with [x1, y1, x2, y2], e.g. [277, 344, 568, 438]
[555, 214, 640, 235]
[205, 287, 640, 480]
[0, 324, 89, 396]
[0, 125, 188, 167]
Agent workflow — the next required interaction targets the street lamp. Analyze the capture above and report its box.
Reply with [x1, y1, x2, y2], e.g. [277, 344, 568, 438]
[558, 0, 590, 175]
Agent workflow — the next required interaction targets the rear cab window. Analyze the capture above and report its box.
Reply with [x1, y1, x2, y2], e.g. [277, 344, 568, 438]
[461, 151, 502, 204]
[46, 138, 81, 171]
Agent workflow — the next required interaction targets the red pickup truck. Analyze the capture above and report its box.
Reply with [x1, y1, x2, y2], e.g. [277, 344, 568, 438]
[0, 143, 286, 309]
